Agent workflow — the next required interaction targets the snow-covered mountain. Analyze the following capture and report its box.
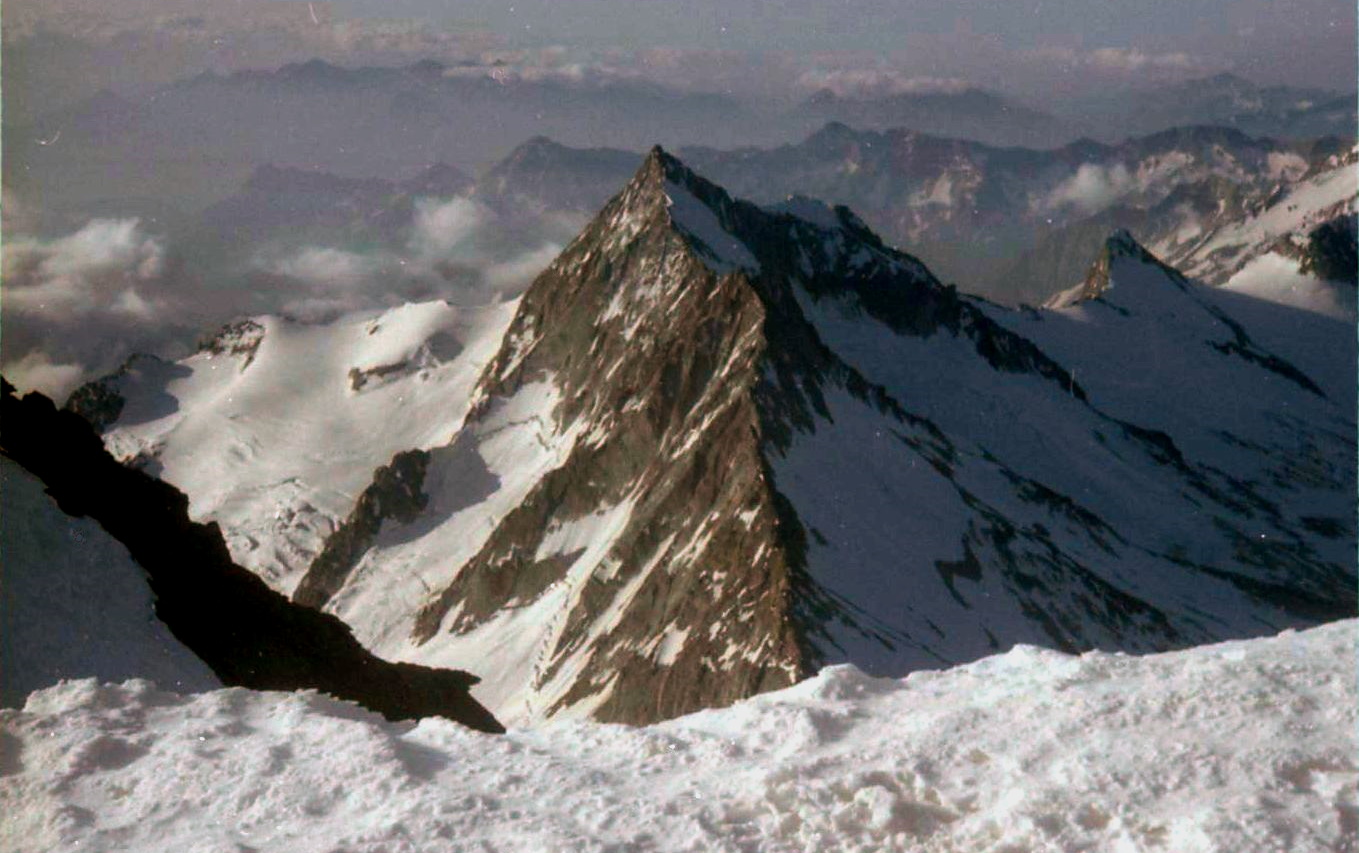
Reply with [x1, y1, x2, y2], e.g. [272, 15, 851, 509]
[68, 301, 519, 591]
[4, 620, 1353, 852]
[77, 150, 1356, 727]
[1156, 147, 1357, 287]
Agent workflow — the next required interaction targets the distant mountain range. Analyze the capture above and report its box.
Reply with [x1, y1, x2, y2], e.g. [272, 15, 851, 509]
[395, 124, 1350, 304]
[2, 58, 760, 224]
[794, 87, 1068, 148]
[68, 151, 1356, 726]
[1070, 73, 1358, 141]
[6, 58, 1351, 233]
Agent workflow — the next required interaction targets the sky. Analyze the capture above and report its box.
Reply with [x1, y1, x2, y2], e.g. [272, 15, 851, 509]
[6, 0, 1355, 106]
[331, 0, 1357, 90]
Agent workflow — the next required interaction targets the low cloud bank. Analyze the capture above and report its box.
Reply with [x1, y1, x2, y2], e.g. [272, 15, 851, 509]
[796, 68, 976, 100]
[2, 197, 575, 399]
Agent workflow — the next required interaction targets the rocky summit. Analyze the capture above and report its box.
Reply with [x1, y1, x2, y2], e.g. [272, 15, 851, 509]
[79, 150, 1355, 727]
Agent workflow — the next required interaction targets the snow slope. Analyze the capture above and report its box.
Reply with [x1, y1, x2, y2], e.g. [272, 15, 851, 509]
[0, 459, 219, 707]
[2, 620, 1353, 853]
[1157, 150, 1357, 286]
[91, 299, 517, 593]
[773, 230, 1355, 677]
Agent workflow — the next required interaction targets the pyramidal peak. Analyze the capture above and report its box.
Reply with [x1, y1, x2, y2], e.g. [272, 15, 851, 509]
[1104, 228, 1145, 259]
[615, 146, 763, 274]
[1046, 228, 1190, 308]
[609, 146, 927, 296]
[73, 147, 1354, 732]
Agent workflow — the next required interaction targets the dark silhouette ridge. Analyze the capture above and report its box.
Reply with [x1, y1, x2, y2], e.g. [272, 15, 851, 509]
[0, 380, 504, 734]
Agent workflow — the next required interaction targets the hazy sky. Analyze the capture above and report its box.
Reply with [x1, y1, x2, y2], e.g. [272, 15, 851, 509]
[6, 0, 1354, 103]
[333, 0, 1356, 89]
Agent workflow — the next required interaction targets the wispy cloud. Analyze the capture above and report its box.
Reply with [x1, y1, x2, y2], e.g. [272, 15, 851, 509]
[795, 68, 976, 99]
[1025, 46, 1210, 76]
[2, 194, 573, 396]
[1041, 163, 1137, 213]
[1, 217, 187, 397]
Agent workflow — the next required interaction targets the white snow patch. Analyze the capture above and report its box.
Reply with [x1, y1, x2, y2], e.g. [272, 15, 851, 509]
[652, 625, 692, 666]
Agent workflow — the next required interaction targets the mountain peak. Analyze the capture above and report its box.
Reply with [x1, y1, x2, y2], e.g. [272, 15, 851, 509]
[638, 145, 697, 188]
[615, 147, 760, 274]
[1045, 229, 1192, 308]
[1104, 228, 1145, 260]
[636, 144, 673, 181]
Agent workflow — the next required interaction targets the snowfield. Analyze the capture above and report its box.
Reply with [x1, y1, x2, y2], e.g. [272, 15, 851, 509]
[3, 621, 1354, 853]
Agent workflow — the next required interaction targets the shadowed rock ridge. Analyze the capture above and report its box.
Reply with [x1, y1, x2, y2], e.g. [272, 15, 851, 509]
[0, 380, 504, 734]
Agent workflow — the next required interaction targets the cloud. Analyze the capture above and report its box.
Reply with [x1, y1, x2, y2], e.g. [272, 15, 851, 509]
[1025, 46, 1209, 76]
[1085, 48, 1198, 72]
[1043, 163, 1137, 213]
[795, 68, 976, 99]
[2, 218, 165, 316]
[269, 246, 385, 291]
[2, 351, 87, 400]
[409, 197, 489, 261]
[0, 217, 193, 397]
[483, 244, 563, 295]
[407, 196, 568, 293]
[247, 194, 568, 322]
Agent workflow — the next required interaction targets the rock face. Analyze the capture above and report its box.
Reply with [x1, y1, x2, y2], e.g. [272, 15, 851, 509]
[294, 450, 431, 609]
[1, 381, 503, 734]
[196, 319, 266, 366]
[293, 149, 1354, 727]
[64, 375, 126, 434]
[1298, 213, 1358, 285]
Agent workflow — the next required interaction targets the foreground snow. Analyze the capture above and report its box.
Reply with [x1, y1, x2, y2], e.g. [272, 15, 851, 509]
[2, 621, 1353, 853]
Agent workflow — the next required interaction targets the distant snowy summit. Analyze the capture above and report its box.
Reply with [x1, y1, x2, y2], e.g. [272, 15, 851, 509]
[66, 148, 1356, 728]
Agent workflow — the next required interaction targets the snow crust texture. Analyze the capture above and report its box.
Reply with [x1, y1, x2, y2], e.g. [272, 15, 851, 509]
[2, 621, 1354, 853]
